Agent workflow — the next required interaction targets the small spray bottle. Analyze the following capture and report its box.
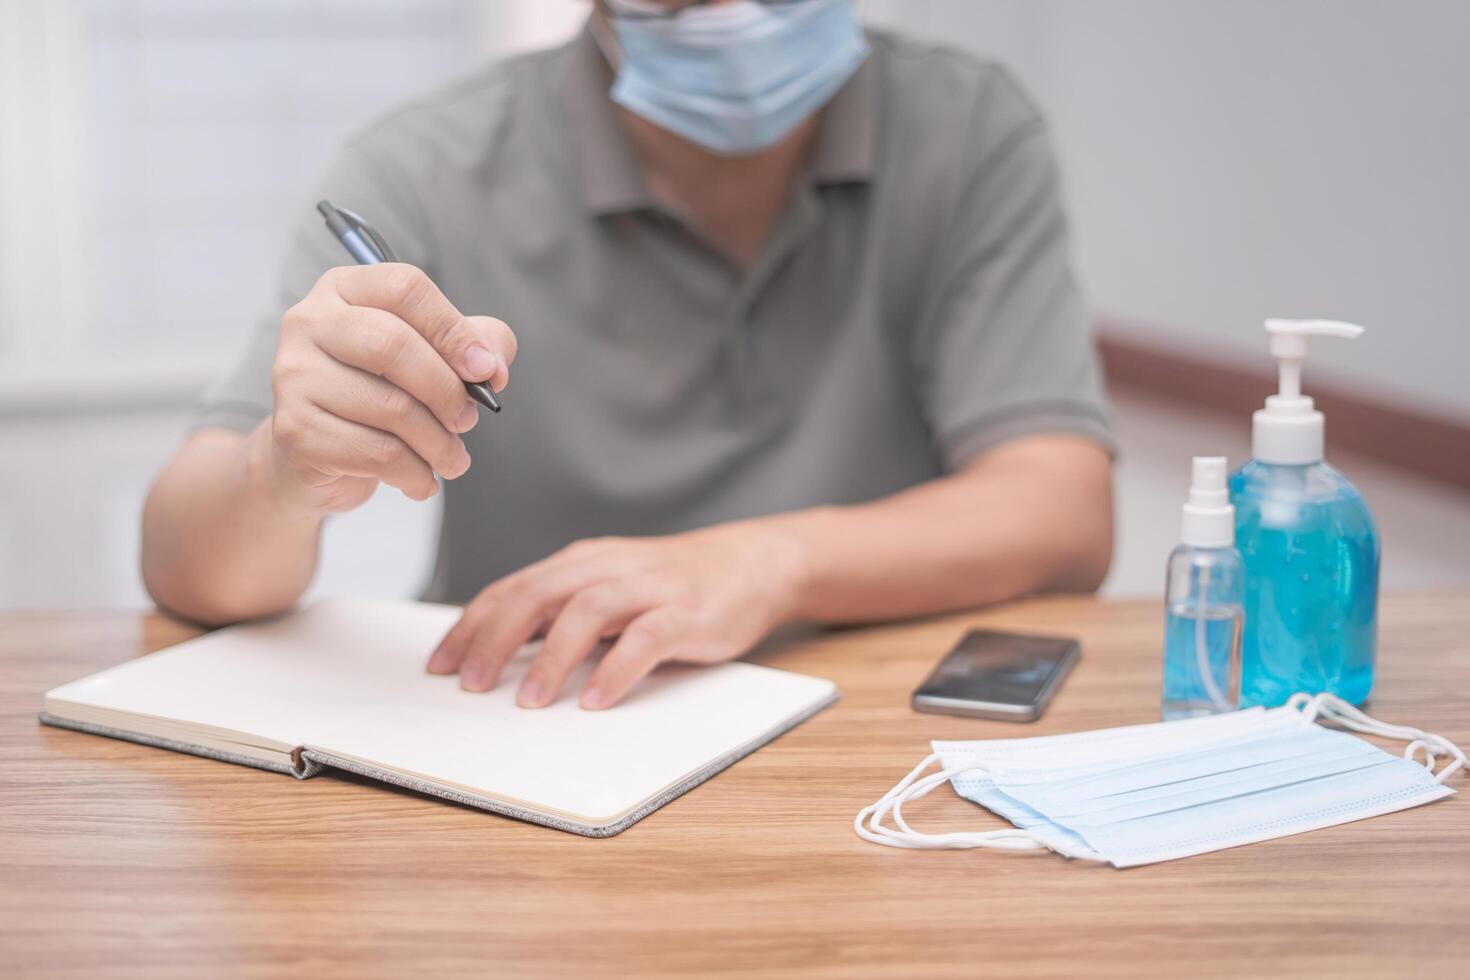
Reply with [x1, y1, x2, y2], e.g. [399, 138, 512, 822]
[1162, 457, 1244, 719]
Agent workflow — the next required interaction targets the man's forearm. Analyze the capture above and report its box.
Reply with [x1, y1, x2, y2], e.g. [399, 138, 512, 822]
[141, 424, 325, 626]
[769, 435, 1114, 625]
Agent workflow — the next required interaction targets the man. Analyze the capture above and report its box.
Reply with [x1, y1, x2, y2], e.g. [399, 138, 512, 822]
[142, 0, 1115, 710]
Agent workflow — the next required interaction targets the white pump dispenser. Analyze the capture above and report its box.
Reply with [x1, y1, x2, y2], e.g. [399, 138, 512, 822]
[1252, 318, 1365, 464]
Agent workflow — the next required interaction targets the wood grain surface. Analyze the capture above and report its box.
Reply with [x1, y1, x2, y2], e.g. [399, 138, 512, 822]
[3, 594, 1468, 979]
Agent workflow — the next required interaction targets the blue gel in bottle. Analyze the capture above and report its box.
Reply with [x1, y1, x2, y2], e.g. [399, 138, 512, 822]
[1231, 319, 1379, 707]
[1230, 460, 1378, 706]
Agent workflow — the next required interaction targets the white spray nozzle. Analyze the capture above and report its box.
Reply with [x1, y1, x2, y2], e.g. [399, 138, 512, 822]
[1189, 456, 1228, 507]
[1254, 318, 1366, 464]
[1182, 456, 1234, 548]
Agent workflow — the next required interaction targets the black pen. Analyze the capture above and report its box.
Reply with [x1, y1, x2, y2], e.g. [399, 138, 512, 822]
[317, 200, 501, 413]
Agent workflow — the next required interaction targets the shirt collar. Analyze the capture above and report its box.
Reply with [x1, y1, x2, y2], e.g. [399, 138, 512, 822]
[559, 22, 876, 217]
[807, 49, 875, 184]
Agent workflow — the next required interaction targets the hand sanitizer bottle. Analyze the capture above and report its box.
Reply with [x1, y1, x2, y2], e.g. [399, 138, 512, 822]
[1163, 456, 1244, 720]
[1230, 319, 1379, 707]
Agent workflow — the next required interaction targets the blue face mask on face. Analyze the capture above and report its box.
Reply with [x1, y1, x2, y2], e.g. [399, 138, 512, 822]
[606, 0, 869, 156]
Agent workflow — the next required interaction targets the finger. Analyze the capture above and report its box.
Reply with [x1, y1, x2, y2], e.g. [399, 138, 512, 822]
[308, 367, 470, 480]
[285, 402, 438, 501]
[455, 588, 555, 693]
[309, 303, 477, 434]
[464, 315, 517, 393]
[427, 597, 493, 675]
[581, 608, 690, 710]
[456, 546, 635, 693]
[516, 581, 659, 708]
[330, 264, 515, 386]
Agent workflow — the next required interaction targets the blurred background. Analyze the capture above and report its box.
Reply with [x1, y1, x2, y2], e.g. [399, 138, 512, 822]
[2, 0, 1466, 611]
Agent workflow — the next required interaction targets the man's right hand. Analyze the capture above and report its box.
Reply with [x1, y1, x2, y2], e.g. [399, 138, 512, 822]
[251, 263, 517, 515]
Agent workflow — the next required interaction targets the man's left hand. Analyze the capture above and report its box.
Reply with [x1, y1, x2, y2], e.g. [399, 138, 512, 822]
[425, 522, 807, 709]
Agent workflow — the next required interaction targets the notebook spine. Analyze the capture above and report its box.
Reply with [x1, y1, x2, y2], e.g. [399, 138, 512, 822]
[38, 711, 314, 779]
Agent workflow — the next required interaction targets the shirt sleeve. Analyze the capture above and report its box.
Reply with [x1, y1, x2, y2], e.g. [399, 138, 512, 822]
[192, 140, 438, 433]
[911, 91, 1115, 471]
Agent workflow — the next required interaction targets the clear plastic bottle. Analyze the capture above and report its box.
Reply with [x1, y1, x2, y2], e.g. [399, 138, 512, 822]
[1162, 457, 1244, 720]
[1230, 319, 1379, 707]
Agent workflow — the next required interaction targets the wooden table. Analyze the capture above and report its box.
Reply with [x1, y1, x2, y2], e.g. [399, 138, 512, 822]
[3, 593, 1467, 978]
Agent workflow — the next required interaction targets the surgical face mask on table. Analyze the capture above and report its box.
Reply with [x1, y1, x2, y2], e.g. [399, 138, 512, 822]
[602, 0, 869, 156]
[856, 693, 1465, 868]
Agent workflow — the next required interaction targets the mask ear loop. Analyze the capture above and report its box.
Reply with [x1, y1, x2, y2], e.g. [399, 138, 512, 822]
[1293, 692, 1467, 783]
[854, 754, 1054, 852]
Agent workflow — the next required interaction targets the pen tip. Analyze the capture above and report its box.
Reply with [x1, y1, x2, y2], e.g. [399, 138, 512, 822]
[467, 382, 501, 413]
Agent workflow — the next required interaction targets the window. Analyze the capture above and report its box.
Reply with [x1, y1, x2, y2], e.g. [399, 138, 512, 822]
[0, 0, 584, 405]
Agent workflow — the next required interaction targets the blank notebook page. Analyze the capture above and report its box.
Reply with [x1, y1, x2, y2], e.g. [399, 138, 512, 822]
[45, 598, 837, 825]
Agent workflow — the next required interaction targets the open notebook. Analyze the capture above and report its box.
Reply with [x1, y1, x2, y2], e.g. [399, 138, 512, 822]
[40, 598, 838, 837]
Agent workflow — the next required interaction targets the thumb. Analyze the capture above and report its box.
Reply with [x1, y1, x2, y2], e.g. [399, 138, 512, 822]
[459, 315, 517, 393]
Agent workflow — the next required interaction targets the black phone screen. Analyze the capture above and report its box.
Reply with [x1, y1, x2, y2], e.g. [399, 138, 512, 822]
[912, 629, 1079, 719]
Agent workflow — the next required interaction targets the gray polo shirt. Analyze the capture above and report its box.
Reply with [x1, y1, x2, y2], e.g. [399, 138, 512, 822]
[197, 25, 1113, 604]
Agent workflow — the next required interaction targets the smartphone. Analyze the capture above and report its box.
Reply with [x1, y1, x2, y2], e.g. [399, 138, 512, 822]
[911, 629, 1080, 722]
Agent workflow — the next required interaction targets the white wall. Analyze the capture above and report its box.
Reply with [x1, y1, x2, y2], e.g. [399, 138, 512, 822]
[865, 0, 1470, 423]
